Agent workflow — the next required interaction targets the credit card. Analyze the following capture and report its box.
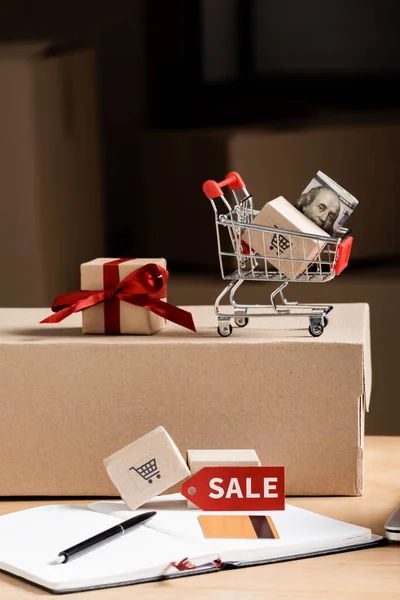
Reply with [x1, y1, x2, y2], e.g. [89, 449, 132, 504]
[198, 515, 279, 539]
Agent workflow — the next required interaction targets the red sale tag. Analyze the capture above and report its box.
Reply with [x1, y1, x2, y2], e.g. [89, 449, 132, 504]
[181, 466, 285, 511]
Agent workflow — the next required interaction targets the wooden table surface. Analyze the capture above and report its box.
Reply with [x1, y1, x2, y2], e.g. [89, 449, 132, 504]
[0, 436, 399, 599]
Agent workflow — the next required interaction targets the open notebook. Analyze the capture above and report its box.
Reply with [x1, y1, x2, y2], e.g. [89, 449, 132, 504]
[0, 494, 384, 594]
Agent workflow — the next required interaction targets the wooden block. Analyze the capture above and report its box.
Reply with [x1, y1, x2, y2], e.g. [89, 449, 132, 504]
[104, 426, 190, 511]
[186, 449, 261, 508]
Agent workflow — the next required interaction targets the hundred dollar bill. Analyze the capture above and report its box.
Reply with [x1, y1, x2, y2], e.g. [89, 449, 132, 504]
[295, 171, 358, 236]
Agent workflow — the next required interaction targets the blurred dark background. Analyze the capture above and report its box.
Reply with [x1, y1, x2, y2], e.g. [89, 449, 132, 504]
[0, 0, 399, 434]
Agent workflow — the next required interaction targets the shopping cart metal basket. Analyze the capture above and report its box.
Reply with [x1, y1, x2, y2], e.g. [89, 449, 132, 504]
[203, 171, 353, 337]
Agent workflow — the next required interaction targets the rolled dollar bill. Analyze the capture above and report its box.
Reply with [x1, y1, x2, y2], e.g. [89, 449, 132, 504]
[295, 171, 358, 235]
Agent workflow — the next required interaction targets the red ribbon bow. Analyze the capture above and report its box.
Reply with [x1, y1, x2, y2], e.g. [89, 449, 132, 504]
[40, 262, 196, 333]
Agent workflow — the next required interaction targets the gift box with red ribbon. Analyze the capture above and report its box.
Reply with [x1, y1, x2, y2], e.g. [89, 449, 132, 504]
[41, 258, 196, 335]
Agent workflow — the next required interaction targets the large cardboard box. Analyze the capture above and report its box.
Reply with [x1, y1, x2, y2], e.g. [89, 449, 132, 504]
[0, 304, 370, 497]
[0, 43, 104, 308]
[133, 123, 400, 269]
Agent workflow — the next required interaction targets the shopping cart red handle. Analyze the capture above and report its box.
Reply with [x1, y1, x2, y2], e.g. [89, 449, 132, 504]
[335, 235, 353, 276]
[203, 171, 246, 199]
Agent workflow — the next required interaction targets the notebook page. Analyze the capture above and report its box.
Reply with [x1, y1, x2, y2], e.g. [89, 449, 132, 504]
[0, 505, 214, 591]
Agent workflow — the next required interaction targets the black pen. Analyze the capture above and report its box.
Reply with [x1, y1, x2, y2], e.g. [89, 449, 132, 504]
[56, 511, 156, 564]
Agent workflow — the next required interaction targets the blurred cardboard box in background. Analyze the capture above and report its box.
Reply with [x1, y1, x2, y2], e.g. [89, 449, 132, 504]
[133, 123, 400, 270]
[0, 43, 104, 307]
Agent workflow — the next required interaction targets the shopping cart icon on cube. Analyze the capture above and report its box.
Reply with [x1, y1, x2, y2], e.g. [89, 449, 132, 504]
[270, 231, 291, 253]
[129, 458, 161, 484]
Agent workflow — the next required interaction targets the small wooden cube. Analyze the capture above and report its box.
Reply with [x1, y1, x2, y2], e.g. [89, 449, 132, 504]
[104, 426, 190, 511]
[186, 449, 261, 508]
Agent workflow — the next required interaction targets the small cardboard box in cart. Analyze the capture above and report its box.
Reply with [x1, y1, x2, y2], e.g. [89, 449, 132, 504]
[241, 196, 330, 279]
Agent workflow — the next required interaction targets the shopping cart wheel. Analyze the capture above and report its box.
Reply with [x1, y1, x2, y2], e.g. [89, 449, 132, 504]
[234, 316, 249, 328]
[323, 316, 329, 327]
[217, 323, 233, 337]
[309, 322, 323, 337]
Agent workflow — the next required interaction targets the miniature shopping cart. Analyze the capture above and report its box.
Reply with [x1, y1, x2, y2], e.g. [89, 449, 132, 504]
[130, 458, 161, 484]
[203, 171, 353, 337]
